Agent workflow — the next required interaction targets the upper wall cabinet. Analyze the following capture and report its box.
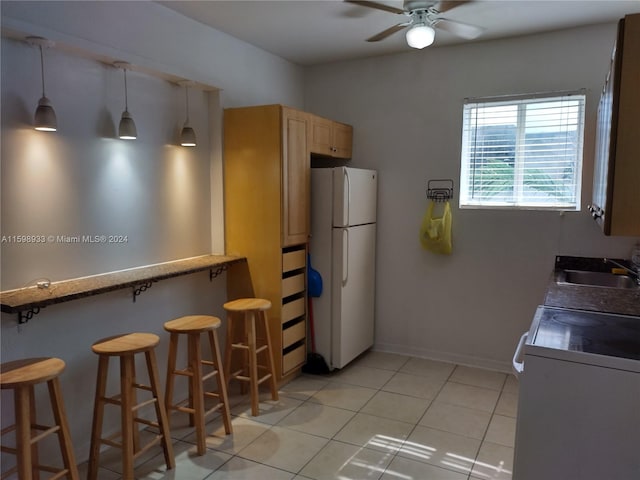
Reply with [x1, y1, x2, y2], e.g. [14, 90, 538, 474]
[591, 13, 640, 236]
[282, 108, 310, 246]
[309, 114, 353, 159]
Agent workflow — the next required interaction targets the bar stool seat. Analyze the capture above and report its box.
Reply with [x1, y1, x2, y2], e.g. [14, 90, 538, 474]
[88, 333, 174, 480]
[224, 298, 278, 416]
[164, 315, 232, 456]
[0, 357, 79, 480]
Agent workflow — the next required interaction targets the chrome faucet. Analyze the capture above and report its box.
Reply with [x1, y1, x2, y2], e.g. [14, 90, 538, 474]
[604, 258, 640, 285]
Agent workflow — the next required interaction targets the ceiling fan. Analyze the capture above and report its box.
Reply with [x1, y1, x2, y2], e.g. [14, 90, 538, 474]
[346, 0, 484, 49]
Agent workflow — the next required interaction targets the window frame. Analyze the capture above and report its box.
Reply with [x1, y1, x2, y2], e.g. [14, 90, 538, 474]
[459, 90, 586, 211]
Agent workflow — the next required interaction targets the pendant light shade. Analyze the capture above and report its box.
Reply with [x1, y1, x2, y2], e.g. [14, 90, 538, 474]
[115, 62, 137, 140]
[406, 24, 435, 49]
[34, 96, 57, 132]
[180, 124, 196, 147]
[119, 110, 137, 140]
[179, 82, 196, 147]
[28, 37, 57, 132]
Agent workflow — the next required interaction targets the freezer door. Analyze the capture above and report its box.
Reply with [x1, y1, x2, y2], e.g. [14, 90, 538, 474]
[331, 223, 376, 369]
[333, 167, 377, 227]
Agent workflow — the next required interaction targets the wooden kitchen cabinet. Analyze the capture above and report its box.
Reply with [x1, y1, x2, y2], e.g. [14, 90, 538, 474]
[309, 114, 353, 159]
[224, 105, 308, 383]
[282, 108, 310, 246]
[591, 13, 640, 236]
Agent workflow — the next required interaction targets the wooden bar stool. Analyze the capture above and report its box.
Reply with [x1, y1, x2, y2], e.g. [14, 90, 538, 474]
[223, 298, 278, 416]
[164, 315, 232, 455]
[0, 357, 79, 480]
[87, 333, 174, 480]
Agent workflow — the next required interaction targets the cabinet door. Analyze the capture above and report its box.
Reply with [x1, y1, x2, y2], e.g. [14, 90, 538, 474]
[282, 108, 310, 246]
[332, 122, 353, 159]
[309, 115, 334, 157]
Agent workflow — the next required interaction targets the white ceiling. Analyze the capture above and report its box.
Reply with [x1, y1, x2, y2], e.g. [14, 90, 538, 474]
[159, 0, 640, 66]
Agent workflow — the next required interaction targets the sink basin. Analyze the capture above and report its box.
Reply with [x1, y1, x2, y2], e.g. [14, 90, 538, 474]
[557, 270, 638, 289]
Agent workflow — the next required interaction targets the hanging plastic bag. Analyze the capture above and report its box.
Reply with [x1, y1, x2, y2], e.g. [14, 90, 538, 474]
[420, 200, 452, 254]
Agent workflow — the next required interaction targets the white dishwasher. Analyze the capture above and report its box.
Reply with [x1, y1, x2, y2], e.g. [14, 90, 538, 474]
[512, 305, 640, 480]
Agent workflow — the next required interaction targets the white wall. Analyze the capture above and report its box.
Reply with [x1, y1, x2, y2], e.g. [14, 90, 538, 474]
[1, 0, 305, 109]
[0, 0, 304, 466]
[1, 39, 214, 287]
[304, 23, 639, 371]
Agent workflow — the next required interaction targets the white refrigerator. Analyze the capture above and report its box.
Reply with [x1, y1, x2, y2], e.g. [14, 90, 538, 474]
[310, 166, 377, 370]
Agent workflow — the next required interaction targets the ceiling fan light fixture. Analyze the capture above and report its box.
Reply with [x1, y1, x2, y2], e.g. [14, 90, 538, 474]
[406, 23, 435, 49]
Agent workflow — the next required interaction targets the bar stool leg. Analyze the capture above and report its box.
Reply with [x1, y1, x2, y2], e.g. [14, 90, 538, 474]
[145, 349, 175, 469]
[224, 315, 233, 393]
[15, 386, 32, 480]
[260, 311, 279, 401]
[28, 385, 39, 480]
[120, 355, 135, 480]
[88, 356, 109, 480]
[208, 330, 232, 434]
[130, 362, 141, 455]
[165, 332, 178, 419]
[47, 377, 79, 480]
[189, 334, 206, 455]
[247, 313, 260, 416]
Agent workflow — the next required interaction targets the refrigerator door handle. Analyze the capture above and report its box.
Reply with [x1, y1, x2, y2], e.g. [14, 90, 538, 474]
[342, 228, 349, 286]
[344, 168, 351, 226]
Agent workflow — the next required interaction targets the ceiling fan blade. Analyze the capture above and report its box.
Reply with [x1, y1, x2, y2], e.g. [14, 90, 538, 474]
[434, 17, 484, 39]
[436, 1, 472, 13]
[345, 0, 406, 15]
[366, 22, 410, 42]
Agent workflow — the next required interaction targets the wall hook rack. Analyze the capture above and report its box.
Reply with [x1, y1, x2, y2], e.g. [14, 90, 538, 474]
[426, 179, 454, 202]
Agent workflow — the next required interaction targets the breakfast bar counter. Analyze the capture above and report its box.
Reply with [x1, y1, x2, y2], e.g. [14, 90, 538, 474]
[0, 254, 246, 322]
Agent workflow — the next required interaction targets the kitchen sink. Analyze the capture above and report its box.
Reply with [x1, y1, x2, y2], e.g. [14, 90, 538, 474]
[556, 269, 638, 289]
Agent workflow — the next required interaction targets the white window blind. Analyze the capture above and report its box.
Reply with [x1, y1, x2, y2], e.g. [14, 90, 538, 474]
[460, 92, 585, 210]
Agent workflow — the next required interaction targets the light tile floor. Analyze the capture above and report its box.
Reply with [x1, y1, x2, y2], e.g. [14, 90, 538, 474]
[83, 351, 518, 480]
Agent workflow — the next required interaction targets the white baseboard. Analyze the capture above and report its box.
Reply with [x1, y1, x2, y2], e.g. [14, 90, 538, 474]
[373, 341, 513, 374]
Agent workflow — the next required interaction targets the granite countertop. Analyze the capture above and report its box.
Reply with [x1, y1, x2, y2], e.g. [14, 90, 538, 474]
[544, 256, 640, 317]
[0, 254, 246, 316]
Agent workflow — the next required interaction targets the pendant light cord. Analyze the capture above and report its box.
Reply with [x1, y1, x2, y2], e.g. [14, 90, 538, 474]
[184, 85, 190, 123]
[39, 45, 46, 97]
[123, 68, 129, 112]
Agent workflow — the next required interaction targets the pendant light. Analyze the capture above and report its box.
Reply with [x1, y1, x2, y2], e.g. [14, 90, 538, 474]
[114, 62, 137, 140]
[179, 81, 196, 147]
[27, 36, 57, 132]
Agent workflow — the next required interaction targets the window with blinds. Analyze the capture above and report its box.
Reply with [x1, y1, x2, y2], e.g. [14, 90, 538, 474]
[460, 92, 585, 210]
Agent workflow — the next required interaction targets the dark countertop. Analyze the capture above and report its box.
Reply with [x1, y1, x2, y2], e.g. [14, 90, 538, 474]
[544, 256, 640, 317]
[0, 254, 246, 316]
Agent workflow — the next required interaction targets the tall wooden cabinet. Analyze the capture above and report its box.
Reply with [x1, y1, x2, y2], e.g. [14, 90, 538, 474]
[224, 105, 309, 383]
